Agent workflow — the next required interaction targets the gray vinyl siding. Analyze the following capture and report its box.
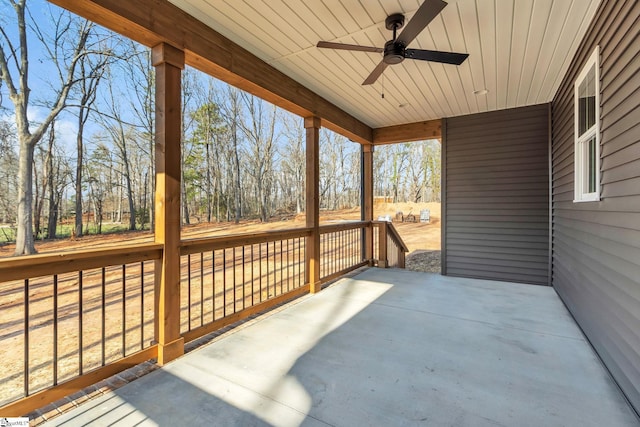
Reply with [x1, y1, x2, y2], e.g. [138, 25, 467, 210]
[551, 0, 640, 413]
[443, 104, 550, 285]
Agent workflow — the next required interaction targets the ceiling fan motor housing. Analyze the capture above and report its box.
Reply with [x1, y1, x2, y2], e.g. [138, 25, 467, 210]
[384, 40, 405, 64]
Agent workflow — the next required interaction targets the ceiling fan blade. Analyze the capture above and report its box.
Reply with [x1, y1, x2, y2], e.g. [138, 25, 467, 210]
[317, 41, 383, 53]
[396, 0, 447, 47]
[362, 61, 389, 85]
[405, 49, 468, 65]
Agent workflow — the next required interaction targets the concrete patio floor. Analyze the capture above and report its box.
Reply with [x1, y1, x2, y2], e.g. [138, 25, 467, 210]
[47, 269, 638, 426]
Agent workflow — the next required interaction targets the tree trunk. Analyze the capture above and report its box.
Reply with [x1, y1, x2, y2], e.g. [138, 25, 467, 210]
[14, 140, 36, 255]
[46, 127, 58, 239]
[181, 167, 190, 225]
[148, 151, 154, 231]
[233, 126, 241, 223]
[125, 172, 136, 230]
[74, 108, 85, 237]
[33, 160, 43, 241]
[206, 142, 212, 222]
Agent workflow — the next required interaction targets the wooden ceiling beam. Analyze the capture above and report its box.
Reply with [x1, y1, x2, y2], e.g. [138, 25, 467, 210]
[373, 119, 442, 145]
[49, 0, 373, 144]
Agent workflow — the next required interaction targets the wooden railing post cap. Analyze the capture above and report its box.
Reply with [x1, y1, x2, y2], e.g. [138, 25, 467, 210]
[151, 43, 185, 69]
[304, 116, 321, 129]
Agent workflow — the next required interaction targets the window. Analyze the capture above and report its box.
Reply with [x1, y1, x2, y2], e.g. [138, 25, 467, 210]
[574, 46, 600, 202]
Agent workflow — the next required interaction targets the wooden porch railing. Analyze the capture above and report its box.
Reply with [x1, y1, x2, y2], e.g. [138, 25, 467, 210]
[0, 221, 407, 416]
[320, 221, 369, 282]
[178, 228, 311, 344]
[373, 221, 409, 268]
[0, 243, 162, 415]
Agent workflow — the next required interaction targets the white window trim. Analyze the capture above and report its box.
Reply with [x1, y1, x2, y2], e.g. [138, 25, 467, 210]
[574, 46, 601, 203]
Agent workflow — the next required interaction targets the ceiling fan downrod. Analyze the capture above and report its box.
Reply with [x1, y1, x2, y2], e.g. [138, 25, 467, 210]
[384, 13, 406, 64]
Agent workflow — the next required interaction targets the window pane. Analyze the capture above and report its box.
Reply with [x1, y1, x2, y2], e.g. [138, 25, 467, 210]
[578, 65, 596, 136]
[587, 136, 597, 193]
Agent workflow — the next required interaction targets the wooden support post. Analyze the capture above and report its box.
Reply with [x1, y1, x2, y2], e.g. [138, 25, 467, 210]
[305, 116, 321, 293]
[378, 223, 388, 268]
[362, 144, 374, 264]
[152, 43, 185, 365]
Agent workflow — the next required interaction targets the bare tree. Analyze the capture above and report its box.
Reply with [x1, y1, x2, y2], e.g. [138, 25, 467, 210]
[124, 42, 155, 230]
[373, 140, 441, 204]
[0, 1, 92, 254]
[0, 120, 18, 224]
[190, 97, 226, 222]
[239, 93, 277, 222]
[218, 86, 243, 223]
[180, 68, 199, 225]
[280, 115, 305, 213]
[86, 142, 113, 234]
[99, 73, 137, 230]
[45, 124, 72, 238]
[73, 37, 112, 237]
[319, 129, 360, 210]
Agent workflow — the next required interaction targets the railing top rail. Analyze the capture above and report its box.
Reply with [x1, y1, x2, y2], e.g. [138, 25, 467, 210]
[319, 221, 371, 234]
[386, 223, 409, 252]
[0, 242, 164, 283]
[373, 221, 409, 253]
[180, 227, 313, 255]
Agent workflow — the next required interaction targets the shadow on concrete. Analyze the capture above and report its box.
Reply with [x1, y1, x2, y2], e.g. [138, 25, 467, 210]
[50, 269, 639, 426]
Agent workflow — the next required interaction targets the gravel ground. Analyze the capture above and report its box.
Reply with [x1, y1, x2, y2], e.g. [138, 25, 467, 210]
[405, 250, 441, 273]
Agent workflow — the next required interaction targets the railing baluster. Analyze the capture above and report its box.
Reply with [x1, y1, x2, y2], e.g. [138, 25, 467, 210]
[320, 233, 324, 277]
[79, 271, 84, 375]
[200, 252, 204, 326]
[211, 250, 216, 321]
[122, 265, 126, 357]
[273, 241, 277, 295]
[292, 238, 296, 288]
[259, 243, 263, 302]
[222, 249, 227, 317]
[350, 229, 353, 265]
[339, 230, 342, 273]
[24, 278, 29, 397]
[266, 242, 270, 299]
[53, 274, 58, 386]
[344, 230, 347, 269]
[355, 229, 358, 263]
[101, 267, 106, 366]
[187, 254, 192, 331]
[324, 233, 328, 277]
[340, 230, 343, 273]
[279, 240, 283, 295]
[233, 247, 237, 313]
[352, 229, 354, 264]
[140, 262, 144, 350]
[338, 231, 344, 271]
[335, 232, 338, 275]
[242, 246, 246, 310]
[336, 231, 340, 274]
[251, 245, 255, 306]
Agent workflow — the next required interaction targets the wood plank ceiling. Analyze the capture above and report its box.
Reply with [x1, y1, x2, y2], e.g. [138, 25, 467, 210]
[167, 0, 601, 129]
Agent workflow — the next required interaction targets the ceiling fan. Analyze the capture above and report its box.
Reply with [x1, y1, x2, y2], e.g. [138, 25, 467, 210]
[316, 0, 468, 85]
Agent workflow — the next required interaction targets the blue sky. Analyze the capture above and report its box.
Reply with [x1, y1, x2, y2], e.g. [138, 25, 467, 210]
[0, 0, 84, 150]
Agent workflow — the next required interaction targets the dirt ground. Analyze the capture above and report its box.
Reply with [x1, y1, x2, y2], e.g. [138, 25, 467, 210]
[0, 202, 440, 406]
[374, 202, 442, 274]
[0, 202, 441, 263]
